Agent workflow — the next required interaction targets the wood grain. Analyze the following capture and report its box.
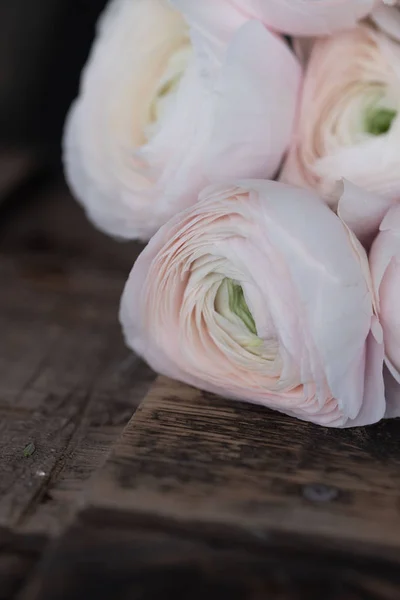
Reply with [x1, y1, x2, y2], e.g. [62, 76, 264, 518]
[0, 255, 154, 533]
[85, 376, 400, 556]
[0, 176, 154, 536]
[24, 374, 400, 599]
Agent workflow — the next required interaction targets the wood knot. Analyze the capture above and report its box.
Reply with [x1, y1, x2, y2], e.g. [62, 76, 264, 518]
[302, 483, 339, 503]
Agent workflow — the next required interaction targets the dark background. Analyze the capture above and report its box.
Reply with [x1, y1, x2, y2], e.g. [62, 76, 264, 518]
[0, 0, 108, 163]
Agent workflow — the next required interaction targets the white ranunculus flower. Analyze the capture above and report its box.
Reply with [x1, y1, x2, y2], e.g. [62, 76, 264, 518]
[64, 0, 300, 240]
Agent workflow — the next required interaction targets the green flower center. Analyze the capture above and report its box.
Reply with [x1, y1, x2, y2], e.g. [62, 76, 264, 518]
[226, 279, 257, 335]
[365, 107, 397, 136]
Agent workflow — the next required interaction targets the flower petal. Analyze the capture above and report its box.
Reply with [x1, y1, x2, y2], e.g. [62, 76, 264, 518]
[242, 181, 375, 420]
[173, 0, 375, 37]
[378, 255, 400, 374]
[337, 179, 396, 248]
[371, 3, 400, 43]
[205, 21, 301, 181]
[231, 0, 375, 36]
[170, 0, 247, 46]
[343, 322, 386, 427]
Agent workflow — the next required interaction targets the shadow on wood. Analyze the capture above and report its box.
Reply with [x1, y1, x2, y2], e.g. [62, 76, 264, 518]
[18, 520, 400, 600]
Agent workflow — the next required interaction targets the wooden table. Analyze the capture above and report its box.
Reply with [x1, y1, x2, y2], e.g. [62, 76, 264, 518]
[0, 172, 154, 596]
[1, 172, 400, 599]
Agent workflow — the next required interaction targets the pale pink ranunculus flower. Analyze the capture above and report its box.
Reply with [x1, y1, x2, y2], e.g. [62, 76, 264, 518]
[63, 0, 300, 241]
[120, 180, 387, 428]
[281, 25, 400, 208]
[172, 0, 377, 37]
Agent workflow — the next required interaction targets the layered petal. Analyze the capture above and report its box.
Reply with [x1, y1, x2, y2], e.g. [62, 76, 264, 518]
[337, 179, 396, 248]
[63, 0, 300, 241]
[171, 0, 248, 47]
[204, 21, 300, 183]
[371, 3, 400, 43]
[370, 204, 400, 387]
[120, 180, 385, 428]
[281, 25, 400, 208]
[232, 0, 376, 35]
[173, 0, 376, 37]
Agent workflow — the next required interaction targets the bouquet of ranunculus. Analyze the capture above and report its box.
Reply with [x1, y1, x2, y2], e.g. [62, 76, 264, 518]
[63, 0, 400, 427]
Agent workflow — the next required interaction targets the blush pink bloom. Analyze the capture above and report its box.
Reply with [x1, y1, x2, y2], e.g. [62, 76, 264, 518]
[63, 0, 300, 241]
[172, 0, 377, 37]
[281, 25, 400, 208]
[120, 180, 387, 428]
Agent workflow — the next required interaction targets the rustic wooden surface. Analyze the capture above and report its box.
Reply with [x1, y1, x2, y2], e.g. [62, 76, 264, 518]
[84, 377, 400, 555]
[21, 377, 400, 599]
[0, 173, 155, 595]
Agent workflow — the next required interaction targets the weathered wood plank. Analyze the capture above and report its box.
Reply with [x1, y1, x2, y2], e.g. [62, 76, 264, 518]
[0, 264, 154, 533]
[20, 351, 154, 535]
[23, 375, 400, 599]
[0, 177, 155, 535]
[0, 394, 88, 529]
[0, 260, 125, 529]
[85, 376, 400, 556]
